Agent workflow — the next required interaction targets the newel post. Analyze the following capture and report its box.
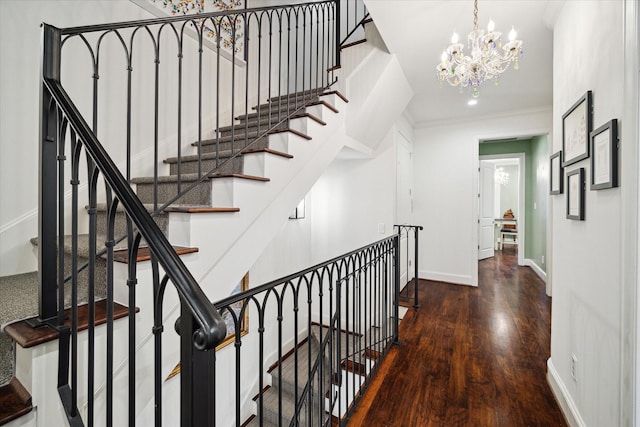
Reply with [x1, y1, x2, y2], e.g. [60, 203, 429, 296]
[37, 24, 62, 324]
[179, 302, 216, 426]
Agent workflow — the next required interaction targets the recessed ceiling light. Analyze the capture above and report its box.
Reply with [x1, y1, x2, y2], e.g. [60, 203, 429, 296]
[468, 99, 478, 106]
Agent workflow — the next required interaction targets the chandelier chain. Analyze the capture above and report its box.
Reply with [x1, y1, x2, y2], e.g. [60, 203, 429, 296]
[473, 0, 478, 31]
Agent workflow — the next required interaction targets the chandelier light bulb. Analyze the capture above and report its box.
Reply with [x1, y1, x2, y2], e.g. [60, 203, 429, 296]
[441, 50, 448, 62]
[487, 19, 495, 32]
[509, 26, 517, 41]
[451, 31, 459, 44]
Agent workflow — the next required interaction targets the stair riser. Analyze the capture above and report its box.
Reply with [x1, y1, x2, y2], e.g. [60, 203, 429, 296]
[95, 210, 168, 246]
[135, 181, 212, 206]
[198, 136, 270, 155]
[168, 156, 244, 176]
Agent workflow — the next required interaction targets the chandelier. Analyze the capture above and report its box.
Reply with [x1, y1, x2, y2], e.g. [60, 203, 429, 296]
[436, 0, 523, 97]
[495, 167, 510, 186]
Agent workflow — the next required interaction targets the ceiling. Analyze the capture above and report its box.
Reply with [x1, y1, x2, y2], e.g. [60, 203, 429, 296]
[365, 0, 562, 126]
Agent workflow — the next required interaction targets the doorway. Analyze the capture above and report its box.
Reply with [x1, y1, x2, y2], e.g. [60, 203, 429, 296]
[479, 154, 525, 266]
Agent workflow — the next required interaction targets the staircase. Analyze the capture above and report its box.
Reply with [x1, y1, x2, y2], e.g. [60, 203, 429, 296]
[0, 1, 414, 425]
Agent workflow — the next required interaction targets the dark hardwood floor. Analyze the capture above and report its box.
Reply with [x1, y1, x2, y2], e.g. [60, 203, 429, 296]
[348, 247, 567, 426]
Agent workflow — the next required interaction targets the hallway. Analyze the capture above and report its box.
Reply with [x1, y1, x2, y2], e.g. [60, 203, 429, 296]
[347, 247, 567, 426]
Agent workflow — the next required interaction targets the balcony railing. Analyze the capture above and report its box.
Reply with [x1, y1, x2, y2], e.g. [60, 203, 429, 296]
[213, 235, 400, 426]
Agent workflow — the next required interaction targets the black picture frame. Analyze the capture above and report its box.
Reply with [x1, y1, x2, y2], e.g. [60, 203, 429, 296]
[562, 91, 593, 167]
[566, 168, 585, 220]
[550, 151, 563, 195]
[590, 119, 619, 190]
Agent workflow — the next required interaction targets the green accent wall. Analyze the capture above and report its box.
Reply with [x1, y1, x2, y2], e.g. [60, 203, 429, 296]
[479, 136, 548, 272]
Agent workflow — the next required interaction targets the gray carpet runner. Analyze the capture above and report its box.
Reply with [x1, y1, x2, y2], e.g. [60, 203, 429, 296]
[247, 322, 388, 426]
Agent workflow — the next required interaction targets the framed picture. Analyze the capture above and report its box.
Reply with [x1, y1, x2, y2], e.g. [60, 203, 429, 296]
[562, 91, 593, 167]
[590, 119, 619, 190]
[550, 151, 563, 195]
[566, 168, 585, 220]
[217, 273, 250, 350]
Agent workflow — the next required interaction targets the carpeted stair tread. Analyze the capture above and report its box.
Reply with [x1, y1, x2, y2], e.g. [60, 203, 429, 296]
[93, 203, 169, 246]
[94, 202, 163, 213]
[217, 113, 325, 136]
[257, 385, 326, 427]
[131, 172, 270, 185]
[215, 118, 293, 135]
[0, 377, 32, 425]
[163, 206, 240, 213]
[268, 88, 325, 102]
[165, 148, 294, 166]
[0, 272, 39, 386]
[0, 272, 39, 330]
[190, 131, 263, 148]
[192, 127, 310, 150]
[112, 245, 198, 264]
[31, 234, 110, 256]
[164, 150, 238, 164]
[244, 100, 338, 119]
[268, 338, 322, 397]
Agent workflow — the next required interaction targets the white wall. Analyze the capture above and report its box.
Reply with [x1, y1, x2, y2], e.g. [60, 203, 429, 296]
[413, 109, 551, 286]
[309, 127, 397, 262]
[547, 2, 634, 425]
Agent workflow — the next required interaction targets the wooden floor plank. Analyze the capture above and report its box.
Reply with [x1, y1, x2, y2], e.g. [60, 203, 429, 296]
[347, 247, 567, 426]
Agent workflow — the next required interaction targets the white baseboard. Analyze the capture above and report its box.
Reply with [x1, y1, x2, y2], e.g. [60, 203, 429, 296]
[547, 358, 585, 427]
[524, 259, 547, 283]
[419, 270, 476, 287]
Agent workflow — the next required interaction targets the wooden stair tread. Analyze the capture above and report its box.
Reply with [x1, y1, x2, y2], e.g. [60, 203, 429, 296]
[163, 206, 240, 213]
[320, 90, 348, 104]
[209, 173, 270, 182]
[242, 148, 293, 159]
[341, 358, 367, 376]
[0, 378, 32, 426]
[270, 128, 311, 141]
[113, 245, 199, 264]
[4, 300, 137, 349]
[341, 39, 367, 50]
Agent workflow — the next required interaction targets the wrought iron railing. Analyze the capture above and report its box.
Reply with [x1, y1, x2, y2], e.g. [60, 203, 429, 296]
[38, 30, 227, 426]
[212, 235, 399, 426]
[394, 225, 423, 308]
[36, 0, 375, 425]
[338, 0, 370, 49]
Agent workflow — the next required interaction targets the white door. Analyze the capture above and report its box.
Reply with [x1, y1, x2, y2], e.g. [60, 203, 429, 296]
[396, 134, 414, 285]
[478, 161, 496, 260]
